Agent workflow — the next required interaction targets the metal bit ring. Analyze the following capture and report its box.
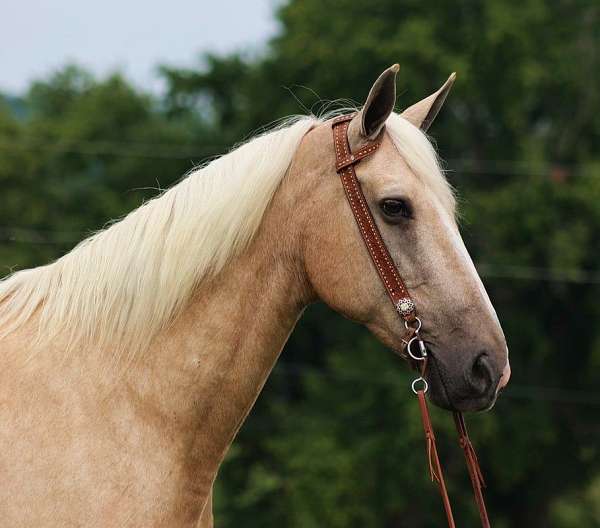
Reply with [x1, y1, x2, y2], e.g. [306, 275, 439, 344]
[407, 335, 427, 361]
[404, 316, 422, 333]
[411, 377, 429, 394]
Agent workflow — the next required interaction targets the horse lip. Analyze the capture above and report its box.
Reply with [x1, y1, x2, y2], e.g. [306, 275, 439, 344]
[423, 349, 454, 410]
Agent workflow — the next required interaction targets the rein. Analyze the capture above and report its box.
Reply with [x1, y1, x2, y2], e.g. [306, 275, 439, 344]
[331, 114, 491, 528]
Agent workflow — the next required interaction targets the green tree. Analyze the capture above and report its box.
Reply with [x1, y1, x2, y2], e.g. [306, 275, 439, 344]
[0, 67, 204, 272]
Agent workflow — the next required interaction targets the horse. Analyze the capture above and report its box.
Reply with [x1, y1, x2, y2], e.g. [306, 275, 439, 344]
[0, 65, 510, 527]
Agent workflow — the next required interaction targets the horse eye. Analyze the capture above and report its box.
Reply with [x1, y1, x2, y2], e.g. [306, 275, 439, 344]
[380, 198, 412, 219]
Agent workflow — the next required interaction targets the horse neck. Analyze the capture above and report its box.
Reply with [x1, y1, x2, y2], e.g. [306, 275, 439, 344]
[124, 180, 313, 500]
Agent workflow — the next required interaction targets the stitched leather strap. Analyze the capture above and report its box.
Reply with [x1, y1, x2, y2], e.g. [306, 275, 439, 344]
[331, 114, 416, 321]
[331, 113, 491, 527]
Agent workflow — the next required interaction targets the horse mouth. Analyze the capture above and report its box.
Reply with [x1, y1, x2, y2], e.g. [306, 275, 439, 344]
[425, 350, 498, 413]
[423, 351, 453, 410]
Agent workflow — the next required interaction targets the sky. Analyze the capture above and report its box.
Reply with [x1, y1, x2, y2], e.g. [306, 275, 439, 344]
[2, 0, 278, 95]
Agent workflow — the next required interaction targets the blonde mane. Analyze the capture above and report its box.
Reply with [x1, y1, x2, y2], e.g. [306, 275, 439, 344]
[0, 116, 318, 359]
[0, 111, 452, 360]
[386, 113, 456, 217]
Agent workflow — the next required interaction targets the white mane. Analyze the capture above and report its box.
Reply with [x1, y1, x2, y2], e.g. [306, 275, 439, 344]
[386, 113, 455, 217]
[0, 111, 452, 360]
[0, 116, 318, 359]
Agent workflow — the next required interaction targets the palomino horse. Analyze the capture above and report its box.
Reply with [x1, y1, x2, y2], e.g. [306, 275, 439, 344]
[0, 66, 510, 527]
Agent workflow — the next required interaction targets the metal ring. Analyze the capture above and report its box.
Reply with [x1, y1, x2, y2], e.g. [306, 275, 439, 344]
[404, 316, 422, 333]
[411, 377, 429, 394]
[407, 336, 427, 361]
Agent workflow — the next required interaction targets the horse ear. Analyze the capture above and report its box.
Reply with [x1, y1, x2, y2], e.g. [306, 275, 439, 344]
[401, 73, 456, 131]
[358, 64, 399, 139]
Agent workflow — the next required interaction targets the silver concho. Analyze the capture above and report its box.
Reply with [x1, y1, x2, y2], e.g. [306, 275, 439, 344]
[396, 297, 415, 317]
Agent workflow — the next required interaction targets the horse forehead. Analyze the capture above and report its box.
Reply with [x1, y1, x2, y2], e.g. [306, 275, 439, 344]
[360, 137, 418, 189]
[299, 122, 418, 191]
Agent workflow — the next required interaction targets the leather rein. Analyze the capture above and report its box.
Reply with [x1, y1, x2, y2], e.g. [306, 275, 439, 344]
[332, 114, 490, 528]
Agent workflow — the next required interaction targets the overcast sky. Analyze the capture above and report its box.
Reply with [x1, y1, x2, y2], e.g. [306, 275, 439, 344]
[2, 0, 278, 95]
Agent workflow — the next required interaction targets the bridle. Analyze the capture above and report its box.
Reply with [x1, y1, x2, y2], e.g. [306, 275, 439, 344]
[332, 113, 491, 528]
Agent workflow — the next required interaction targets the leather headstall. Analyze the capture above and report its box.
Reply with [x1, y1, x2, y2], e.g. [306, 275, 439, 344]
[331, 113, 491, 528]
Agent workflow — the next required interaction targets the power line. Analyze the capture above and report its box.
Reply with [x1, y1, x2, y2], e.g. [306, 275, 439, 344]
[0, 138, 596, 176]
[445, 159, 586, 177]
[476, 264, 600, 285]
[273, 363, 600, 407]
[0, 139, 222, 160]
[0, 226, 83, 245]
[1, 226, 599, 284]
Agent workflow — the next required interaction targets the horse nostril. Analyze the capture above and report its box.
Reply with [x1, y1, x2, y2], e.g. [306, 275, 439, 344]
[467, 353, 495, 397]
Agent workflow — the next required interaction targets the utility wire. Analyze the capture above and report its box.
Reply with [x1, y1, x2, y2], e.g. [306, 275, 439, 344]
[1, 226, 600, 284]
[1, 232, 598, 285]
[273, 363, 600, 407]
[0, 138, 597, 176]
[0, 139, 221, 160]
[476, 264, 600, 285]
[0, 226, 84, 245]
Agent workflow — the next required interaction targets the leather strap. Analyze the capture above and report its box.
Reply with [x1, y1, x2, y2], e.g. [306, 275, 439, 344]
[417, 390, 456, 528]
[331, 114, 416, 322]
[331, 113, 491, 527]
[454, 412, 491, 528]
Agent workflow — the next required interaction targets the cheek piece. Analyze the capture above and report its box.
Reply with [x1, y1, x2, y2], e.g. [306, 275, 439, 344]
[332, 113, 490, 528]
